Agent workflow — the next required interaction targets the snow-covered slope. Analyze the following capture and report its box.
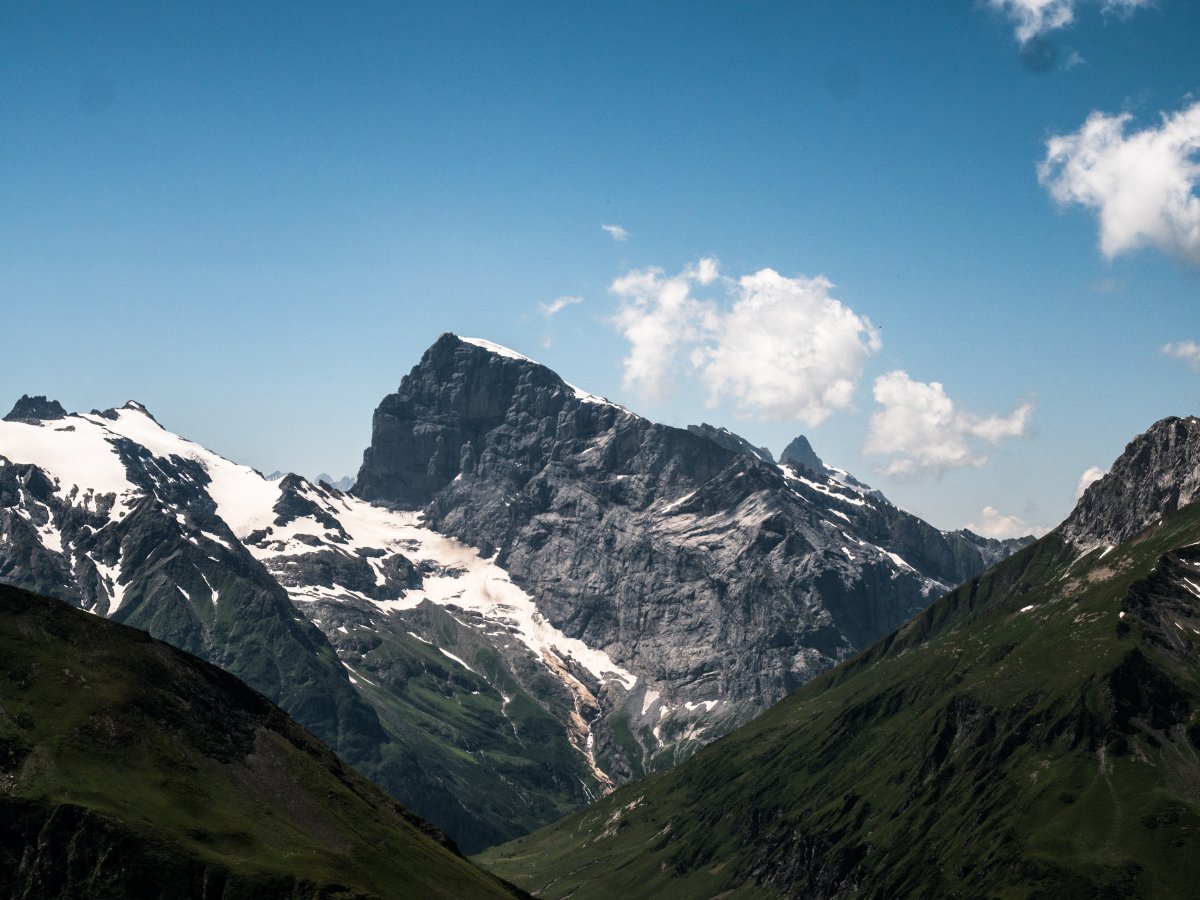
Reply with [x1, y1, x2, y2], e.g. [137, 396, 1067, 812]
[0, 398, 637, 848]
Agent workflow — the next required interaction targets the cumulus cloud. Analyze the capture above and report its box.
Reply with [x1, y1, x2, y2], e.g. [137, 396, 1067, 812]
[601, 223, 629, 242]
[989, 0, 1152, 44]
[1162, 339, 1200, 371]
[610, 258, 881, 423]
[1038, 101, 1200, 265]
[539, 295, 584, 318]
[1075, 465, 1108, 498]
[863, 371, 1033, 478]
[966, 506, 1047, 540]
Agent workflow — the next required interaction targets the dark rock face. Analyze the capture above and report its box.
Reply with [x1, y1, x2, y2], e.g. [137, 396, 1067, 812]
[1062, 416, 1200, 549]
[355, 334, 1032, 765]
[3, 395, 67, 423]
[780, 434, 823, 472]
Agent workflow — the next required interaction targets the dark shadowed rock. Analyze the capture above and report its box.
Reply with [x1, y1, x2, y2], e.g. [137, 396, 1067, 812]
[3, 395, 67, 423]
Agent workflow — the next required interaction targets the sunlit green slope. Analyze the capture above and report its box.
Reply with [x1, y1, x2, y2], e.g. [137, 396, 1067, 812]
[482, 472, 1200, 897]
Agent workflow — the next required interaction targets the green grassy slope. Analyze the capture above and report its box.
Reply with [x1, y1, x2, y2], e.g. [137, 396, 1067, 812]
[0, 583, 526, 900]
[480, 504, 1200, 899]
[321, 599, 605, 854]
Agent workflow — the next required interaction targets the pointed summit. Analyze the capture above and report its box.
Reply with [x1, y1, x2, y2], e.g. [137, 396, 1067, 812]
[1062, 415, 1200, 550]
[3, 395, 67, 423]
[780, 434, 823, 473]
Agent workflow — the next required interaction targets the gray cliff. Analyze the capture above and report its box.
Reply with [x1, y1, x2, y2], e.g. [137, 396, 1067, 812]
[354, 333, 1032, 772]
[1062, 415, 1200, 550]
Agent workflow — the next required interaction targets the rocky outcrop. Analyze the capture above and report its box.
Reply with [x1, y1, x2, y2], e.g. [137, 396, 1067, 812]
[780, 434, 823, 472]
[3, 395, 66, 423]
[1062, 415, 1200, 549]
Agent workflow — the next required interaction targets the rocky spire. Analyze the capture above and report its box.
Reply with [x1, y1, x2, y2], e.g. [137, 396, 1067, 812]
[3, 395, 67, 423]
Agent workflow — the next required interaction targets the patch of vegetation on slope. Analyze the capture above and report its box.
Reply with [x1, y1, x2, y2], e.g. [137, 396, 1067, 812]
[479, 503, 1200, 899]
[0, 583, 526, 900]
[329, 600, 606, 853]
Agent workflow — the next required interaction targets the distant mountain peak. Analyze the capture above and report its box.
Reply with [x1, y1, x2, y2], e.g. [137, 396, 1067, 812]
[780, 434, 823, 473]
[3, 394, 67, 423]
[315, 472, 355, 492]
[1062, 415, 1200, 550]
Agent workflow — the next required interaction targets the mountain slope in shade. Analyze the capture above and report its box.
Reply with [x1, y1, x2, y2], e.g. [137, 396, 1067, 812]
[0, 582, 525, 900]
[480, 416, 1200, 899]
[0, 402, 390, 775]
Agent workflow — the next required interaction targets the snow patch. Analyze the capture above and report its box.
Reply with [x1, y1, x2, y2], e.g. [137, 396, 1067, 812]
[460, 336, 540, 364]
[439, 647, 477, 674]
[641, 689, 660, 716]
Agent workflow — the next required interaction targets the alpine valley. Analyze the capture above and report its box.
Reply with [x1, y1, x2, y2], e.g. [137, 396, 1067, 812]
[0, 334, 1030, 857]
[481, 416, 1200, 898]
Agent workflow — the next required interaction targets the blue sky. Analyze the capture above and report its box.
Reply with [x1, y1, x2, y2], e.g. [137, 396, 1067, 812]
[2, 1, 1197, 534]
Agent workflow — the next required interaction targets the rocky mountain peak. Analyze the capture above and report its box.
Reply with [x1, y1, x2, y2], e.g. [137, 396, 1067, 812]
[3, 394, 67, 423]
[354, 332, 646, 507]
[780, 434, 823, 472]
[1061, 415, 1200, 550]
[121, 399, 157, 418]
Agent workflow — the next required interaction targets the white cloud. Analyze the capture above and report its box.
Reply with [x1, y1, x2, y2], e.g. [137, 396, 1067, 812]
[1038, 100, 1200, 265]
[539, 295, 584, 318]
[1075, 465, 1107, 498]
[966, 505, 1048, 540]
[989, 0, 1152, 44]
[863, 371, 1033, 478]
[610, 259, 880, 423]
[611, 263, 712, 403]
[601, 223, 629, 242]
[1162, 339, 1200, 371]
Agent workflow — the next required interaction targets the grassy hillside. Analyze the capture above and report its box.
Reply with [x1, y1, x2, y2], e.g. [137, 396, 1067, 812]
[480, 504, 1200, 898]
[0, 582, 526, 899]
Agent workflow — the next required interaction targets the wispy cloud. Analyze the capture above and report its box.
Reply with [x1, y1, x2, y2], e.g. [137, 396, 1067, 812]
[1162, 339, 1200, 371]
[863, 371, 1033, 478]
[601, 223, 629, 242]
[1038, 100, 1200, 265]
[989, 0, 1152, 44]
[966, 505, 1047, 539]
[539, 295, 584, 318]
[1075, 465, 1108, 498]
[611, 258, 880, 423]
